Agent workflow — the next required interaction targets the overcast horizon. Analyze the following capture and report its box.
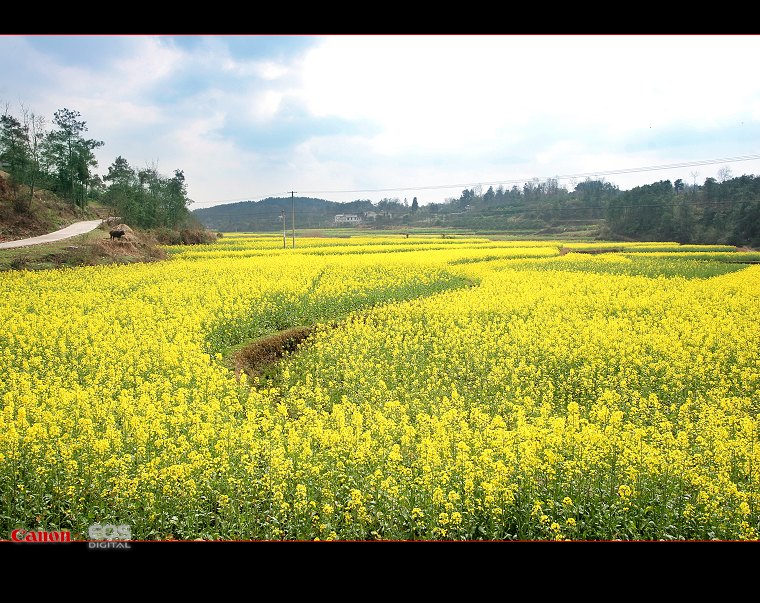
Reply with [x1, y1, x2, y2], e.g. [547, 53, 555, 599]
[3, 34, 760, 209]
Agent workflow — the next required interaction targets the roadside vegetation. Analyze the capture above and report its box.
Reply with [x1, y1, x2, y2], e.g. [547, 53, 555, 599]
[0, 103, 217, 269]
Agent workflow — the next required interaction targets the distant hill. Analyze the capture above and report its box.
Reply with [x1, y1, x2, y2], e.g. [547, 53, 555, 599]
[192, 177, 760, 246]
[192, 196, 376, 232]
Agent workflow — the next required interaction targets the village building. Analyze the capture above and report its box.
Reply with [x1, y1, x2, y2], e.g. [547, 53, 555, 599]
[334, 214, 362, 225]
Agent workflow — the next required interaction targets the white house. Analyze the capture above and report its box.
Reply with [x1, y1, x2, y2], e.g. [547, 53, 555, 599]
[334, 214, 362, 224]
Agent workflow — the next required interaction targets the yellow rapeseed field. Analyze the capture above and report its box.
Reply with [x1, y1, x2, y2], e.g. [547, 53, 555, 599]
[1, 235, 757, 540]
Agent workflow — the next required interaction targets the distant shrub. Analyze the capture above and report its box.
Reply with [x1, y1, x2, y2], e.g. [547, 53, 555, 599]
[151, 227, 183, 245]
[180, 228, 218, 245]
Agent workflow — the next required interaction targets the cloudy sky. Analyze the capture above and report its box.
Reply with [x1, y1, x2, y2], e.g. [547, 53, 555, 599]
[2, 34, 760, 209]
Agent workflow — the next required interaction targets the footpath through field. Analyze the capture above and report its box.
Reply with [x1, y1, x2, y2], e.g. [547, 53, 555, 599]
[0, 220, 105, 249]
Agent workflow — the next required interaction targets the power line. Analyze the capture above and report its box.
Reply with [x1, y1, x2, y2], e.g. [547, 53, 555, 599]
[298, 154, 760, 195]
[196, 153, 760, 207]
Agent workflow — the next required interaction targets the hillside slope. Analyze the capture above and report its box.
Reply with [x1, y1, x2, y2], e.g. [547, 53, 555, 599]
[0, 171, 169, 270]
[0, 170, 109, 242]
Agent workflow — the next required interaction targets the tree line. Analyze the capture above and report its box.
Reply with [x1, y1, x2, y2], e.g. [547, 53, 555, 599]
[194, 173, 760, 247]
[0, 103, 193, 230]
[416, 173, 759, 246]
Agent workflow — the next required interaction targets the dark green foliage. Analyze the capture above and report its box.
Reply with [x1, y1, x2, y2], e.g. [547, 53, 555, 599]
[607, 175, 760, 246]
[1, 104, 195, 231]
[102, 158, 193, 230]
[42, 108, 103, 209]
[0, 107, 46, 213]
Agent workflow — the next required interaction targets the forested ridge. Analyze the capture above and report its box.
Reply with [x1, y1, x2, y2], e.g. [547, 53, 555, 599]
[194, 175, 760, 247]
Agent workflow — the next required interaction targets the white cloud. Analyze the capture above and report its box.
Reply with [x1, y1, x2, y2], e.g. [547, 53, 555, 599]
[5, 34, 760, 208]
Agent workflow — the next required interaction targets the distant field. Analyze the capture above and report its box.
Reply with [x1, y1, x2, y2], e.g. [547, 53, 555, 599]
[296, 225, 602, 240]
[1, 234, 758, 541]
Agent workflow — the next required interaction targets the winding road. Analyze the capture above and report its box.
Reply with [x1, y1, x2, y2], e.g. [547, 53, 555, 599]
[0, 220, 105, 249]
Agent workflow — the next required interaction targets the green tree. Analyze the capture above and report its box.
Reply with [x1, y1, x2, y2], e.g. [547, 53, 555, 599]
[103, 157, 192, 229]
[162, 169, 191, 228]
[103, 155, 138, 220]
[411, 197, 419, 212]
[136, 165, 160, 227]
[42, 108, 103, 208]
[674, 195, 693, 243]
[0, 111, 29, 211]
[458, 188, 475, 207]
[0, 104, 46, 213]
[104, 155, 136, 186]
[573, 179, 619, 220]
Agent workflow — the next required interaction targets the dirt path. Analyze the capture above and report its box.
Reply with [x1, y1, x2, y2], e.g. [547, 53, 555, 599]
[0, 220, 104, 249]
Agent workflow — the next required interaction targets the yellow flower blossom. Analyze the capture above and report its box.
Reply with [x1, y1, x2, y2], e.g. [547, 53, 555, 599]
[1, 234, 757, 541]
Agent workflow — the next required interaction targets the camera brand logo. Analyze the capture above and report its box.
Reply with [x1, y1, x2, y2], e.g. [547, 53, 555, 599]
[11, 529, 72, 542]
[88, 523, 132, 550]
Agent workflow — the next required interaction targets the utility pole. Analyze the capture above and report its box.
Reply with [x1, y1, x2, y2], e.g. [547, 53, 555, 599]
[291, 191, 296, 248]
[281, 209, 286, 249]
